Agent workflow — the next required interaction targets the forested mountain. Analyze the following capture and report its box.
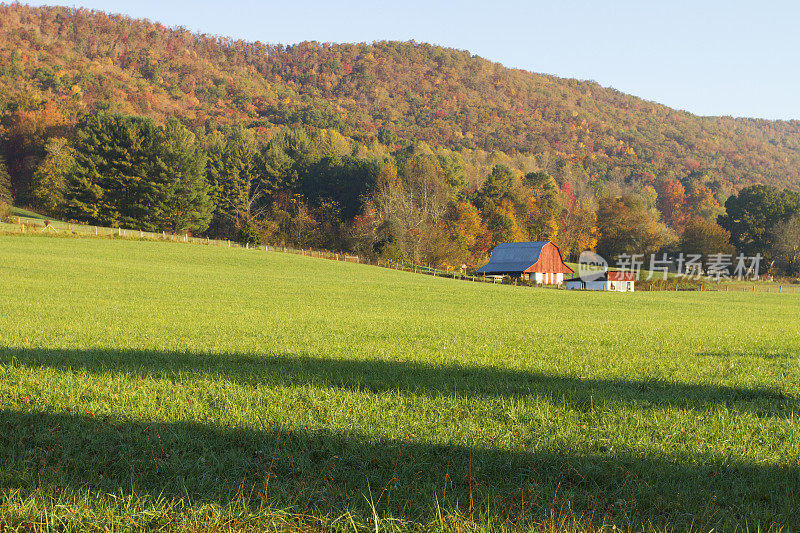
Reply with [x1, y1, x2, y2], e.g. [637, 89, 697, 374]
[3, 4, 800, 189]
[2, 4, 800, 270]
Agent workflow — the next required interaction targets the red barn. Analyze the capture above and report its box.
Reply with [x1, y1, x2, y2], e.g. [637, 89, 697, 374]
[475, 241, 573, 284]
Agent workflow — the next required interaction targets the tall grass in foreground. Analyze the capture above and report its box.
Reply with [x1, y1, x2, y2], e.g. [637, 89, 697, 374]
[0, 235, 798, 531]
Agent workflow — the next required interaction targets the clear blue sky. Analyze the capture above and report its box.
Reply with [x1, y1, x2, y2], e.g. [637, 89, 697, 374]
[24, 0, 800, 120]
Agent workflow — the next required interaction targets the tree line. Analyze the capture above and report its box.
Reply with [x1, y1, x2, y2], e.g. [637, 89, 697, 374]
[2, 111, 799, 276]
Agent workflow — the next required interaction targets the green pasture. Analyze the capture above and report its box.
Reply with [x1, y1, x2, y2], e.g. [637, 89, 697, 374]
[0, 234, 798, 531]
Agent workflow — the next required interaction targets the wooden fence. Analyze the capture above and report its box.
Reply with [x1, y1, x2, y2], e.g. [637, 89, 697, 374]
[4, 215, 799, 294]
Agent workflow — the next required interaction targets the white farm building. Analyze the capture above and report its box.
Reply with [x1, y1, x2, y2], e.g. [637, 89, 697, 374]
[565, 271, 635, 292]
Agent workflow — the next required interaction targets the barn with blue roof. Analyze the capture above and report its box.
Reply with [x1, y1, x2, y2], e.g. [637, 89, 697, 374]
[475, 241, 574, 285]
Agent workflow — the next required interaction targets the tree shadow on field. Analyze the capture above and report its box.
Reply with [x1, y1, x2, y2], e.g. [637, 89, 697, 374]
[0, 408, 797, 530]
[1, 347, 797, 419]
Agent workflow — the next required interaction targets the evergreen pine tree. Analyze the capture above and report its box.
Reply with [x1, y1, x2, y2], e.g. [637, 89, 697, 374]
[150, 120, 213, 233]
[204, 126, 262, 239]
[65, 113, 155, 228]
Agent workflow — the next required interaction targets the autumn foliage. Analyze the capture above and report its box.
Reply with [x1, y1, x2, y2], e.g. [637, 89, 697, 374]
[2, 4, 799, 268]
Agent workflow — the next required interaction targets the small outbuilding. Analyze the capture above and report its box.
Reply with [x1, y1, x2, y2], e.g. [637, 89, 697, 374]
[475, 241, 573, 284]
[565, 271, 635, 292]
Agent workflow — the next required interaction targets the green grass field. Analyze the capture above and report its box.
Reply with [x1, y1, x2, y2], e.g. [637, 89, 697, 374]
[1, 234, 799, 531]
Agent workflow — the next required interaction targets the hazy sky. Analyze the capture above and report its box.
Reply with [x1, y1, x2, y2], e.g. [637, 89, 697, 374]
[22, 0, 800, 120]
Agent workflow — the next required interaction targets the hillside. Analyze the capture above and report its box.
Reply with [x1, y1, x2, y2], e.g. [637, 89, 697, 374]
[1, 233, 799, 530]
[2, 3, 800, 193]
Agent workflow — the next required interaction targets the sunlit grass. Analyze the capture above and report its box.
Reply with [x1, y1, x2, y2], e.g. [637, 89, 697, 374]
[1, 235, 798, 531]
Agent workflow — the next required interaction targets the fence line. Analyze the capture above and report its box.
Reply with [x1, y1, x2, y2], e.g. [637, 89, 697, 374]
[4, 215, 799, 294]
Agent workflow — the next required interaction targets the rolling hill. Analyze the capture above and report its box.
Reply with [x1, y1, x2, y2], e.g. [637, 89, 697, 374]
[2, 2, 800, 195]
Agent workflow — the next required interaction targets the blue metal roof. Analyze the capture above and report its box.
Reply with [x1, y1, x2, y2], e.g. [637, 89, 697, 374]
[475, 241, 549, 274]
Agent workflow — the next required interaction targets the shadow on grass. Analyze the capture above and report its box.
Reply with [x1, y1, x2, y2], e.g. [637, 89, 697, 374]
[1, 347, 797, 418]
[0, 408, 796, 530]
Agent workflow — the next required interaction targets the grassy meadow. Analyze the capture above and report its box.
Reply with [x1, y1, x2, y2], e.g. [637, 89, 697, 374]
[0, 234, 799, 531]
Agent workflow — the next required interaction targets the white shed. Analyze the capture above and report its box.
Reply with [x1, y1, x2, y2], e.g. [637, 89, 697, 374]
[565, 271, 635, 292]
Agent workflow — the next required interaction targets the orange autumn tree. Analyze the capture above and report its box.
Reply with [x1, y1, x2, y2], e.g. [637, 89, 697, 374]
[445, 201, 492, 267]
[2, 101, 69, 201]
[657, 179, 689, 230]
